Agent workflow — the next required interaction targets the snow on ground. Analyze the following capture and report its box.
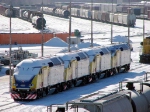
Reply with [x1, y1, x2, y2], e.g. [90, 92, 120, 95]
[0, 14, 150, 112]
[0, 15, 40, 33]
[44, 37, 68, 47]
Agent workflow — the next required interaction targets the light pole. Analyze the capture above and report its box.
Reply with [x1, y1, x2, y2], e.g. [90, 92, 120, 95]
[91, 0, 93, 47]
[68, 0, 71, 52]
[9, 0, 12, 92]
[128, 0, 130, 45]
[143, 1, 146, 41]
[111, 0, 113, 44]
[41, 0, 44, 57]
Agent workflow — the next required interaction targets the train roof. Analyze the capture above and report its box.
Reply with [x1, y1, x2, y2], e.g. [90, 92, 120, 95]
[14, 58, 50, 76]
[17, 58, 51, 67]
[54, 52, 77, 61]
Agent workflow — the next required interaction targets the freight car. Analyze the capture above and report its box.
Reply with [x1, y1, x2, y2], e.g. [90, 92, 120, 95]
[0, 4, 14, 17]
[71, 8, 136, 27]
[32, 16, 46, 29]
[41, 7, 70, 18]
[0, 4, 46, 30]
[19, 9, 46, 29]
[48, 72, 150, 112]
[139, 36, 150, 63]
[11, 43, 131, 100]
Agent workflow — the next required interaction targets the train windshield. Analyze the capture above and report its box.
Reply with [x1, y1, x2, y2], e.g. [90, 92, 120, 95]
[14, 66, 41, 76]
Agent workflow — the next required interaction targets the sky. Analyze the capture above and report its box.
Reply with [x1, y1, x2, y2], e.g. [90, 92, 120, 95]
[0, 14, 150, 112]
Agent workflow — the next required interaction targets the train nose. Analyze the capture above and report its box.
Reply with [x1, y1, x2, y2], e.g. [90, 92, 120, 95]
[14, 75, 35, 88]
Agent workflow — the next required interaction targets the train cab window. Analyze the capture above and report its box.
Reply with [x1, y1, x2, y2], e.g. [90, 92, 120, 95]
[77, 52, 87, 59]
[39, 69, 42, 74]
[120, 47, 123, 51]
[50, 57, 61, 65]
[101, 48, 109, 54]
[58, 57, 64, 64]
[48, 62, 54, 67]
[76, 56, 80, 61]
[100, 51, 104, 55]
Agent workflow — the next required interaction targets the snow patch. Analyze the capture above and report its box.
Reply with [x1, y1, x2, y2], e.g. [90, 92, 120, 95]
[59, 42, 100, 53]
[44, 37, 68, 47]
[59, 45, 78, 53]
[76, 42, 100, 49]
[112, 35, 132, 43]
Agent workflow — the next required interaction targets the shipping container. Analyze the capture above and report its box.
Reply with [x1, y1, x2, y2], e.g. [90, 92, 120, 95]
[113, 14, 118, 24]
[118, 14, 123, 25]
[147, 10, 150, 19]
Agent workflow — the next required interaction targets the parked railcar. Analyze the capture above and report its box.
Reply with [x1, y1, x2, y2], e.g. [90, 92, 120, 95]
[0, 4, 14, 17]
[41, 7, 70, 18]
[11, 43, 131, 100]
[48, 72, 150, 112]
[148, 10, 150, 19]
[0, 4, 46, 30]
[71, 7, 136, 27]
[32, 16, 46, 29]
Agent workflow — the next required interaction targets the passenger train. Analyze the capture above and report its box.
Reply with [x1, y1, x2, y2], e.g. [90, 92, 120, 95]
[11, 43, 131, 100]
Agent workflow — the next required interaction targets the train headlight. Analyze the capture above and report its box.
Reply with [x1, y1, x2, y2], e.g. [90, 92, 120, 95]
[13, 83, 18, 86]
[29, 84, 34, 87]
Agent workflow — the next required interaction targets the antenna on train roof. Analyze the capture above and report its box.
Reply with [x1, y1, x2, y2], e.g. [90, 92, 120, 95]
[68, 0, 71, 52]
[91, 0, 93, 47]
[143, 1, 146, 41]
[9, 0, 12, 92]
[111, 0, 114, 44]
[128, 0, 130, 46]
[41, 0, 44, 57]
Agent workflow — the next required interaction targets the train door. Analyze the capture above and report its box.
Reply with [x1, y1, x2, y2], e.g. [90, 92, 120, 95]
[71, 60, 77, 79]
[95, 55, 101, 73]
[42, 67, 48, 87]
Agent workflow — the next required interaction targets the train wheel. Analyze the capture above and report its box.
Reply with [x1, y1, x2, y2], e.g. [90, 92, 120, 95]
[82, 77, 88, 85]
[42, 89, 46, 97]
[92, 74, 98, 82]
[67, 81, 73, 89]
[88, 76, 93, 83]
[96, 73, 100, 79]
[104, 71, 110, 78]
[63, 83, 68, 90]
[55, 84, 62, 93]
[37, 90, 41, 99]
[124, 65, 129, 72]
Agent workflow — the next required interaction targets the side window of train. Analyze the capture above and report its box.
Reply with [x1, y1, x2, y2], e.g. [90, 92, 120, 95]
[69, 62, 71, 68]
[77, 52, 87, 59]
[58, 57, 64, 64]
[39, 69, 42, 74]
[50, 57, 61, 65]
[76, 56, 80, 61]
[93, 57, 96, 62]
[48, 62, 54, 67]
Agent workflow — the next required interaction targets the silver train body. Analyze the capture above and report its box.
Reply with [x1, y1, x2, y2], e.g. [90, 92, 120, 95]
[48, 72, 150, 112]
[11, 43, 131, 100]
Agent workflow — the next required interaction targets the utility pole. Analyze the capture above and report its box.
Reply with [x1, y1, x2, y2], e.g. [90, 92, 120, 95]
[111, 0, 113, 44]
[9, 0, 12, 92]
[143, 1, 146, 41]
[91, 0, 93, 47]
[41, 0, 44, 57]
[128, 0, 130, 45]
[68, 0, 71, 52]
